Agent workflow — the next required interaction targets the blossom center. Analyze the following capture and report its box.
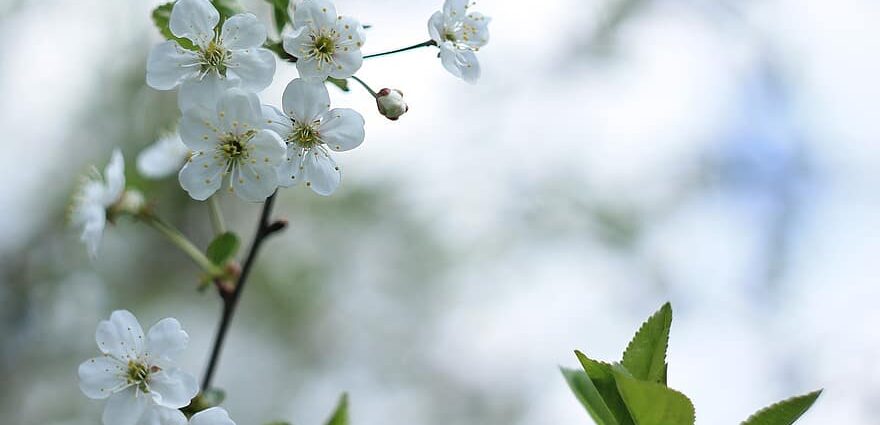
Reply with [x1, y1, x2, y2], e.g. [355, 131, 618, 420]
[305, 30, 339, 67]
[200, 40, 230, 76]
[289, 121, 321, 149]
[126, 360, 154, 393]
[218, 129, 257, 162]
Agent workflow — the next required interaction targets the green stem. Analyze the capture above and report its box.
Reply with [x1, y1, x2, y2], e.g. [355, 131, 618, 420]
[363, 40, 437, 59]
[350, 75, 378, 98]
[208, 196, 226, 235]
[143, 215, 222, 276]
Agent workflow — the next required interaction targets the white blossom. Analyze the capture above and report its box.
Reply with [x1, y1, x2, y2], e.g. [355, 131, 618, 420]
[428, 0, 490, 83]
[376, 88, 409, 120]
[263, 78, 365, 196]
[78, 310, 198, 425]
[146, 0, 276, 111]
[138, 133, 191, 179]
[179, 88, 286, 202]
[70, 149, 126, 258]
[189, 407, 236, 425]
[283, 0, 366, 80]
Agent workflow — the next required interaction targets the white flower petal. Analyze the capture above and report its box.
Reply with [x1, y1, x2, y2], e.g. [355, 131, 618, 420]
[262, 105, 294, 137]
[147, 41, 200, 90]
[79, 204, 106, 259]
[293, 56, 327, 81]
[148, 368, 199, 409]
[282, 28, 309, 61]
[336, 16, 366, 46]
[227, 48, 276, 92]
[319, 108, 364, 152]
[328, 48, 362, 79]
[180, 106, 222, 151]
[293, 0, 337, 30]
[216, 88, 262, 131]
[301, 148, 340, 196]
[428, 11, 445, 43]
[443, 0, 469, 17]
[138, 134, 190, 180]
[249, 129, 287, 165]
[146, 318, 189, 360]
[190, 407, 236, 425]
[231, 163, 278, 202]
[96, 310, 145, 361]
[179, 153, 225, 201]
[170, 0, 220, 47]
[439, 43, 480, 83]
[221, 13, 266, 50]
[136, 406, 187, 425]
[282, 78, 330, 122]
[103, 149, 126, 206]
[78, 356, 126, 399]
[102, 388, 148, 425]
[276, 146, 304, 188]
[178, 73, 237, 112]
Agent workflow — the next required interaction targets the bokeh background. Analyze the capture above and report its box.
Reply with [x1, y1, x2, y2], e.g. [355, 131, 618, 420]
[2, 0, 879, 423]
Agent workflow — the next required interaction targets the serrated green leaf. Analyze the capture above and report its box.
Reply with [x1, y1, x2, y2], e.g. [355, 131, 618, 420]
[621, 302, 672, 383]
[740, 390, 822, 425]
[325, 393, 348, 425]
[575, 351, 635, 425]
[612, 366, 695, 425]
[151, 2, 196, 50]
[326, 77, 350, 92]
[207, 232, 240, 265]
[562, 367, 619, 425]
[264, 0, 291, 34]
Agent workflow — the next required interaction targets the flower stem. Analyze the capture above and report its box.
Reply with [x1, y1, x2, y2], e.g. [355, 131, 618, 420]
[208, 196, 226, 235]
[201, 192, 287, 390]
[363, 40, 437, 59]
[143, 215, 222, 276]
[350, 75, 378, 98]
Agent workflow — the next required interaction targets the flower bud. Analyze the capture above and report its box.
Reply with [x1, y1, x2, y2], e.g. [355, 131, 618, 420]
[376, 88, 409, 121]
[115, 189, 147, 216]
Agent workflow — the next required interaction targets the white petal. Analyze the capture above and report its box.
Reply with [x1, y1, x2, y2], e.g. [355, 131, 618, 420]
[78, 356, 127, 399]
[262, 105, 294, 137]
[231, 163, 278, 202]
[170, 0, 219, 47]
[294, 56, 329, 81]
[178, 73, 237, 112]
[249, 129, 287, 166]
[138, 134, 190, 179]
[180, 106, 222, 151]
[293, 0, 337, 30]
[146, 41, 200, 90]
[282, 27, 309, 60]
[96, 310, 145, 361]
[148, 368, 199, 409]
[443, 0, 469, 17]
[328, 49, 362, 79]
[301, 148, 340, 196]
[103, 149, 126, 206]
[439, 43, 480, 83]
[335, 16, 366, 46]
[428, 11, 445, 43]
[216, 88, 262, 131]
[282, 78, 330, 122]
[79, 205, 106, 259]
[179, 153, 225, 201]
[221, 13, 266, 50]
[103, 388, 148, 425]
[319, 108, 364, 152]
[190, 407, 236, 425]
[227, 48, 276, 92]
[276, 146, 304, 188]
[137, 406, 187, 425]
[146, 318, 189, 360]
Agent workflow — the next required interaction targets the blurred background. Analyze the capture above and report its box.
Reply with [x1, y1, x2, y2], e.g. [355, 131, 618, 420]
[1, 0, 879, 423]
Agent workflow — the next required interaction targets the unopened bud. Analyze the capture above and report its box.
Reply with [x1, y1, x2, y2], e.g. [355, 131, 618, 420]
[117, 189, 146, 215]
[376, 88, 409, 121]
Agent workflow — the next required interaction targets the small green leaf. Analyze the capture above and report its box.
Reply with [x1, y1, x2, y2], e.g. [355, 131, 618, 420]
[326, 77, 350, 92]
[325, 393, 349, 425]
[741, 390, 822, 425]
[562, 367, 619, 425]
[264, 0, 291, 34]
[612, 366, 695, 425]
[575, 351, 635, 425]
[621, 302, 672, 383]
[151, 2, 196, 50]
[207, 232, 240, 265]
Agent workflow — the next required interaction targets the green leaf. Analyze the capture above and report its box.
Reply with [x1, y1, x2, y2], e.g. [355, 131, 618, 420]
[621, 302, 672, 383]
[575, 351, 635, 425]
[562, 367, 620, 425]
[151, 2, 196, 50]
[264, 0, 291, 34]
[326, 77, 350, 92]
[612, 366, 695, 425]
[325, 393, 349, 425]
[207, 232, 240, 265]
[740, 390, 822, 425]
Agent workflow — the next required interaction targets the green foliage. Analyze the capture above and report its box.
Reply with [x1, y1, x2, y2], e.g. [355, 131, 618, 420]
[326, 77, 351, 92]
[563, 303, 821, 425]
[207, 232, 240, 265]
[151, 2, 196, 50]
[181, 388, 226, 416]
[264, 0, 291, 34]
[325, 393, 349, 425]
[211, 0, 244, 22]
[621, 302, 671, 383]
[741, 391, 823, 425]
